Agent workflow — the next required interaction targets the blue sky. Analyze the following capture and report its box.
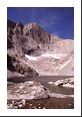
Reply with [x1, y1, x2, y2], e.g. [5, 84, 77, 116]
[7, 7, 74, 39]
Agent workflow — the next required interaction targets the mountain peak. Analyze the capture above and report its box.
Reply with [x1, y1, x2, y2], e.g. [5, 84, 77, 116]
[23, 22, 50, 44]
[24, 22, 43, 31]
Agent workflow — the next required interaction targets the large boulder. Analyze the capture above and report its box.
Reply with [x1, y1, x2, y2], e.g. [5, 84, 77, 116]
[48, 77, 74, 88]
[7, 81, 49, 100]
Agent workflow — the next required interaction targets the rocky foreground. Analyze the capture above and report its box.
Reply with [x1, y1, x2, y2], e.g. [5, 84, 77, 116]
[8, 97, 74, 109]
[7, 79, 74, 109]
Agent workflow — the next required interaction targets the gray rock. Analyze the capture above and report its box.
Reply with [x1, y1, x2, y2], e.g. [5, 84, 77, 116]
[7, 81, 49, 100]
[49, 77, 74, 88]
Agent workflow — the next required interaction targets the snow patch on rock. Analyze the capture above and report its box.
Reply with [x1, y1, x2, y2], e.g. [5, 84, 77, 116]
[25, 53, 67, 61]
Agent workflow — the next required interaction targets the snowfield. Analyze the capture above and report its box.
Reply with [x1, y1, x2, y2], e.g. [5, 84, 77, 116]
[41, 53, 67, 59]
[25, 53, 67, 61]
[25, 54, 38, 61]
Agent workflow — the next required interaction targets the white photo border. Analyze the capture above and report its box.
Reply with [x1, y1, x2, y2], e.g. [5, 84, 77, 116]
[0, 0, 81, 116]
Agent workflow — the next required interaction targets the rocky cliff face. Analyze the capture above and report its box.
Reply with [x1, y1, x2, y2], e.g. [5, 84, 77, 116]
[7, 19, 74, 77]
[7, 20, 39, 78]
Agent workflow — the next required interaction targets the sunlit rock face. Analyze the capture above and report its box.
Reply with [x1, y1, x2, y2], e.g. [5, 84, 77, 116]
[7, 19, 74, 77]
[22, 22, 74, 76]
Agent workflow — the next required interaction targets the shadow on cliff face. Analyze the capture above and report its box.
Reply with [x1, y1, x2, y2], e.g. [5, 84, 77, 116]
[7, 54, 15, 71]
[7, 53, 39, 77]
